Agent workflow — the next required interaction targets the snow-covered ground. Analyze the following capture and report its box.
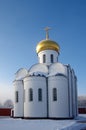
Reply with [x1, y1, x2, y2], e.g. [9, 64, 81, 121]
[0, 115, 86, 130]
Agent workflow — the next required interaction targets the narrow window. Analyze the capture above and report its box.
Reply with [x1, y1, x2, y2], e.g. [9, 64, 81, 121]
[38, 88, 42, 101]
[43, 54, 46, 63]
[15, 91, 18, 103]
[53, 88, 57, 101]
[51, 54, 53, 63]
[24, 89, 25, 102]
[29, 88, 33, 101]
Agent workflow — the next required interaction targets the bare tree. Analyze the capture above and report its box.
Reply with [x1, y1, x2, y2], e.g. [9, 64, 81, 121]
[78, 96, 86, 107]
[3, 100, 14, 108]
[0, 102, 3, 108]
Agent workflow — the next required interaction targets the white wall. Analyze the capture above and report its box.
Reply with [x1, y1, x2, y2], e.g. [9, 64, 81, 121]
[48, 76, 69, 118]
[13, 80, 24, 117]
[67, 66, 73, 118]
[24, 76, 47, 118]
[38, 50, 59, 65]
[71, 70, 78, 117]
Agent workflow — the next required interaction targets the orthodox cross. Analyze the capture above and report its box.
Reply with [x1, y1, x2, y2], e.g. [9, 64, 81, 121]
[44, 27, 51, 40]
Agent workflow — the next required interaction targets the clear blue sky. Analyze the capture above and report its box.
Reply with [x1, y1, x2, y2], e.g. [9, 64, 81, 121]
[0, 0, 86, 103]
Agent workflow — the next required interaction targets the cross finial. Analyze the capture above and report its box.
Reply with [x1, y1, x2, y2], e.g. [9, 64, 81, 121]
[44, 27, 51, 40]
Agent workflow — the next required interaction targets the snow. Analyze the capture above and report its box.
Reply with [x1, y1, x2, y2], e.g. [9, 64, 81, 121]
[15, 68, 28, 80]
[49, 63, 67, 77]
[0, 115, 86, 130]
[28, 64, 48, 76]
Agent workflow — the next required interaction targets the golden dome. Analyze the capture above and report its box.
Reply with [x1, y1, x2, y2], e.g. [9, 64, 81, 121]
[36, 39, 60, 53]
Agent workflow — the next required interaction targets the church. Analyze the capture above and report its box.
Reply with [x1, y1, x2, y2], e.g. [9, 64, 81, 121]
[13, 28, 78, 119]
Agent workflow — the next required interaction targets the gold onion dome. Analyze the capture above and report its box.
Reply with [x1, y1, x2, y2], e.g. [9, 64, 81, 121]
[36, 27, 60, 53]
[36, 39, 60, 53]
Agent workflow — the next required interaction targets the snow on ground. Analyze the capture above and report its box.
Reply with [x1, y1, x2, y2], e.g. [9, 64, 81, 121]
[0, 115, 86, 130]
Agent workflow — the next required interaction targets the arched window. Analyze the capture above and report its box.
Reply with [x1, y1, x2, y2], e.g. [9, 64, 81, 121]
[29, 88, 33, 101]
[43, 54, 46, 63]
[24, 89, 25, 102]
[53, 88, 57, 101]
[38, 88, 42, 101]
[51, 54, 53, 63]
[15, 91, 18, 103]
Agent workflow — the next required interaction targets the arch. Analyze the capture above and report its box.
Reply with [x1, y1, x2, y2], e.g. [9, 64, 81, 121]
[38, 88, 42, 101]
[29, 88, 33, 101]
[28, 63, 48, 76]
[15, 91, 19, 103]
[53, 88, 57, 101]
[43, 54, 46, 63]
[51, 54, 53, 63]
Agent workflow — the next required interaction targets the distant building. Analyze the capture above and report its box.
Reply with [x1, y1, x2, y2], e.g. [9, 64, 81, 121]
[0, 108, 12, 116]
[13, 28, 78, 119]
[78, 107, 86, 114]
[78, 97, 86, 114]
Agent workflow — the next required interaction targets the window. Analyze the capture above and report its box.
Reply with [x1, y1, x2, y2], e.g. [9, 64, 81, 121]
[24, 89, 25, 102]
[43, 54, 46, 63]
[51, 54, 53, 63]
[15, 91, 18, 103]
[29, 88, 33, 101]
[53, 88, 57, 101]
[38, 88, 42, 101]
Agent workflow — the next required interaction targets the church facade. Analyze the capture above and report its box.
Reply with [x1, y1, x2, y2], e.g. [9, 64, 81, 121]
[13, 28, 78, 119]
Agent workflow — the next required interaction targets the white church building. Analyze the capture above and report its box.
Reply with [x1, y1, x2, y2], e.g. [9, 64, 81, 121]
[13, 28, 78, 119]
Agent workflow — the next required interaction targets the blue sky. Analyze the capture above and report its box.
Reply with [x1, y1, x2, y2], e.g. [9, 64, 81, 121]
[0, 0, 86, 103]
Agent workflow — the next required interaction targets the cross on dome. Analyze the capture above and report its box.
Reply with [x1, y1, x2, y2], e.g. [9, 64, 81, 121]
[36, 27, 60, 53]
[44, 27, 51, 40]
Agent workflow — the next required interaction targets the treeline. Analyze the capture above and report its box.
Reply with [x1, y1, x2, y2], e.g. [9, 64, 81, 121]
[0, 99, 13, 108]
[78, 96, 86, 107]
